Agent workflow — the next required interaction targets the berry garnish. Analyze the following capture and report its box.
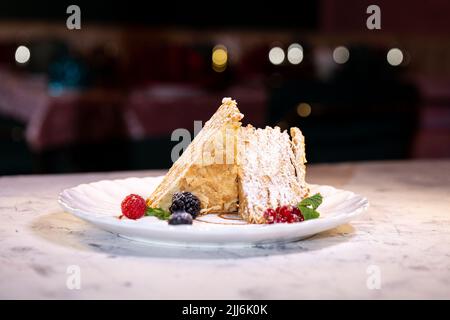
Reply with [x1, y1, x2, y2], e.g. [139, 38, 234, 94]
[263, 205, 304, 224]
[263, 208, 276, 224]
[169, 192, 201, 218]
[263, 193, 323, 224]
[168, 211, 193, 225]
[121, 194, 147, 220]
[292, 207, 305, 222]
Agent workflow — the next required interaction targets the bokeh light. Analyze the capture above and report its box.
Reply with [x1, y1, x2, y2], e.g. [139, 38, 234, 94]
[296, 102, 312, 117]
[387, 48, 404, 66]
[287, 43, 303, 65]
[269, 47, 285, 65]
[212, 44, 228, 72]
[333, 46, 349, 64]
[15, 45, 30, 64]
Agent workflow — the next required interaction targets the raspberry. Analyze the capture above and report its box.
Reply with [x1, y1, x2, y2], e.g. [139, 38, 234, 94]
[169, 192, 201, 218]
[264, 205, 305, 224]
[121, 194, 147, 220]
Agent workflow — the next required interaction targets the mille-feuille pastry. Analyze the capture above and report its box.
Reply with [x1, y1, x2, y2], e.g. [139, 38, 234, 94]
[147, 97, 242, 214]
[147, 97, 309, 224]
[237, 125, 309, 223]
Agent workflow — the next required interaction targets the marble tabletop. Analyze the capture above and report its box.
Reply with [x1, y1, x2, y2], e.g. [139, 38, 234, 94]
[1, 160, 449, 299]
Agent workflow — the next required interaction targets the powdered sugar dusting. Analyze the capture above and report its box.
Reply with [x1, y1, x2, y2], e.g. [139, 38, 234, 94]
[238, 125, 307, 223]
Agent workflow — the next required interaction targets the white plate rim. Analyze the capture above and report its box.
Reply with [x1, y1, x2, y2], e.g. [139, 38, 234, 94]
[58, 176, 370, 247]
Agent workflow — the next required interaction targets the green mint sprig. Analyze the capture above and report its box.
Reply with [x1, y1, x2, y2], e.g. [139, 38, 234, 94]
[298, 193, 323, 220]
[145, 207, 171, 220]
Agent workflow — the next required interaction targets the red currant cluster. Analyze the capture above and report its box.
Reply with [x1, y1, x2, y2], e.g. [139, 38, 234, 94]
[263, 205, 305, 224]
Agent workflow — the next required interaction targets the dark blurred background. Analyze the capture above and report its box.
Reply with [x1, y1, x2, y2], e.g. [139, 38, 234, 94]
[0, 0, 449, 175]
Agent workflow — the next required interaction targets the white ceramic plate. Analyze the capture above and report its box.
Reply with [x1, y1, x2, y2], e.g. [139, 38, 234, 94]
[58, 176, 369, 247]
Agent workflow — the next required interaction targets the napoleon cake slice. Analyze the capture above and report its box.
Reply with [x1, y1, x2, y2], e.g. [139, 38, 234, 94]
[237, 125, 309, 223]
[146, 98, 243, 214]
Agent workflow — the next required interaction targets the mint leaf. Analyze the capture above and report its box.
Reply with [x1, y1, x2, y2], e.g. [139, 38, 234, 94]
[298, 193, 323, 220]
[145, 207, 171, 220]
[299, 193, 323, 210]
[299, 206, 320, 220]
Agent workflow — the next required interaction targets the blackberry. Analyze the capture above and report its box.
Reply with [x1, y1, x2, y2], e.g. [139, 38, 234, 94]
[168, 211, 193, 225]
[169, 192, 201, 218]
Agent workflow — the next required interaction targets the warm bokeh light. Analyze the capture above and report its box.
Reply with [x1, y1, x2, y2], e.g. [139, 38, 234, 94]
[212, 45, 227, 65]
[387, 48, 404, 66]
[269, 47, 285, 65]
[333, 46, 349, 64]
[15, 45, 30, 64]
[212, 44, 228, 72]
[287, 43, 303, 65]
[296, 102, 312, 117]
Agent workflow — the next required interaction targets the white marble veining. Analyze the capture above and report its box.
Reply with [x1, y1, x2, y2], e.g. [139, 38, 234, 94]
[0, 160, 449, 299]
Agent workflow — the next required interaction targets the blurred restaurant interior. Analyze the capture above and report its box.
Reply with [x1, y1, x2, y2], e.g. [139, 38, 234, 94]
[0, 0, 449, 175]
